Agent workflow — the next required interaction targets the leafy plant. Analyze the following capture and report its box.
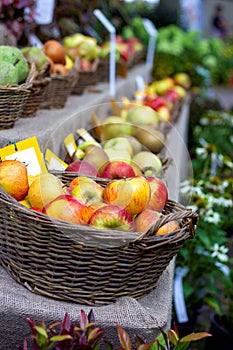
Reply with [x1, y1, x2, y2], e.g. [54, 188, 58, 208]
[17, 310, 211, 350]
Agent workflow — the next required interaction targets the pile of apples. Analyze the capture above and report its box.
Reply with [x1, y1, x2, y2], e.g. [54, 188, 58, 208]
[0, 159, 178, 234]
[134, 72, 191, 123]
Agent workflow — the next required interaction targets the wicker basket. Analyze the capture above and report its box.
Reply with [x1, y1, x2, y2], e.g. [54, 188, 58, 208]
[0, 84, 30, 129]
[40, 70, 77, 109]
[71, 59, 99, 95]
[0, 176, 197, 306]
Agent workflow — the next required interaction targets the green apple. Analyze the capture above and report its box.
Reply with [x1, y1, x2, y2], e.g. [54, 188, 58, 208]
[126, 105, 159, 125]
[100, 116, 135, 141]
[104, 148, 132, 162]
[132, 151, 162, 175]
[103, 137, 133, 157]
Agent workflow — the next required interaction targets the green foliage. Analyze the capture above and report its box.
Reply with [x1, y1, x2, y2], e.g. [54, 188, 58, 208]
[17, 310, 211, 350]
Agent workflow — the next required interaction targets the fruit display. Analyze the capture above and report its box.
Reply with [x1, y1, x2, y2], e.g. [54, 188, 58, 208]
[0, 159, 178, 235]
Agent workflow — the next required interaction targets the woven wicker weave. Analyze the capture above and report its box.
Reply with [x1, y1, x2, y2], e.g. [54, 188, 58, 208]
[40, 71, 77, 109]
[0, 84, 30, 129]
[0, 178, 197, 306]
[71, 59, 99, 95]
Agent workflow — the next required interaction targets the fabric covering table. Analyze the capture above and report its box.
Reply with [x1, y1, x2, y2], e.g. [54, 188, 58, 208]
[0, 64, 191, 349]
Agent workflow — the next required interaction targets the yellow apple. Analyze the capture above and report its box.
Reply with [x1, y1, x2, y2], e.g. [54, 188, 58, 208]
[0, 159, 29, 201]
[27, 173, 65, 210]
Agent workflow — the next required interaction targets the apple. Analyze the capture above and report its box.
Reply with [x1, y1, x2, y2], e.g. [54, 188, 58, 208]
[134, 208, 161, 232]
[103, 137, 133, 157]
[69, 176, 104, 205]
[82, 144, 109, 175]
[27, 173, 65, 210]
[173, 72, 191, 89]
[119, 134, 142, 155]
[88, 204, 133, 232]
[101, 160, 135, 179]
[134, 208, 178, 234]
[100, 116, 134, 141]
[169, 85, 186, 99]
[157, 106, 171, 122]
[65, 160, 99, 177]
[126, 105, 159, 125]
[132, 151, 162, 176]
[30, 207, 43, 213]
[43, 194, 90, 224]
[0, 159, 29, 201]
[87, 201, 108, 217]
[164, 88, 180, 105]
[156, 220, 179, 235]
[143, 96, 167, 111]
[103, 176, 150, 215]
[152, 77, 174, 95]
[145, 177, 168, 212]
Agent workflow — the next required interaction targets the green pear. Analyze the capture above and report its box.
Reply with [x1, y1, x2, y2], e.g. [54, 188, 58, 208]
[21, 47, 49, 71]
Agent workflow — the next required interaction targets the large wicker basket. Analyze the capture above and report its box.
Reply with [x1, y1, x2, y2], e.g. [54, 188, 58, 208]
[0, 177, 197, 306]
[0, 84, 30, 129]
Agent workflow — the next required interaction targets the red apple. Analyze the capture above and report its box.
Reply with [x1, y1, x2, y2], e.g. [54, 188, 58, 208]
[103, 176, 150, 215]
[145, 177, 168, 212]
[164, 89, 180, 105]
[30, 207, 43, 213]
[87, 201, 108, 217]
[143, 96, 167, 111]
[88, 204, 133, 231]
[69, 176, 104, 205]
[65, 160, 99, 177]
[134, 208, 179, 235]
[134, 208, 161, 232]
[43, 194, 90, 224]
[101, 160, 136, 179]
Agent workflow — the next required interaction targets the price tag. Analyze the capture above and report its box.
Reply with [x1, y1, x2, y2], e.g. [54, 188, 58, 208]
[45, 149, 68, 171]
[0, 136, 47, 176]
[34, 0, 55, 25]
[142, 18, 158, 68]
[94, 9, 116, 97]
[174, 267, 189, 323]
[64, 133, 77, 158]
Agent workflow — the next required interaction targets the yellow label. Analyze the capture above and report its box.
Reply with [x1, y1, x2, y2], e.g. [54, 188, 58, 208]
[64, 133, 77, 157]
[45, 149, 68, 171]
[76, 128, 96, 142]
[0, 136, 47, 176]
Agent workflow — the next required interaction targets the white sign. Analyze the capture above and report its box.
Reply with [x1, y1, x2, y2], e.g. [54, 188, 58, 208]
[142, 18, 158, 68]
[34, 0, 55, 25]
[94, 9, 116, 97]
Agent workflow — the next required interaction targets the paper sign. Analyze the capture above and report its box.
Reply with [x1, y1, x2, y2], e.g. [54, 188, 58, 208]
[142, 18, 158, 68]
[45, 149, 68, 171]
[94, 9, 116, 97]
[174, 267, 189, 323]
[0, 136, 47, 176]
[64, 133, 77, 158]
[34, 0, 55, 25]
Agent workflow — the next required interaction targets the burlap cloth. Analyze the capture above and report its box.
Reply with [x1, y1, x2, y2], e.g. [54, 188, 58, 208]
[0, 260, 174, 349]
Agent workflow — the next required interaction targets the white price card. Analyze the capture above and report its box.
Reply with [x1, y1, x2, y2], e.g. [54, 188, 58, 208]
[94, 9, 116, 97]
[34, 0, 55, 25]
[142, 18, 158, 68]
[0, 136, 47, 176]
[45, 149, 68, 171]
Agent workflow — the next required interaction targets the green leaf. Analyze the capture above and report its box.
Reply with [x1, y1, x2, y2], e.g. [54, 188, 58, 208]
[180, 332, 212, 342]
[167, 329, 179, 346]
[50, 334, 73, 341]
[117, 323, 132, 350]
[174, 342, 190, 350]
[34, 325, 48, 339]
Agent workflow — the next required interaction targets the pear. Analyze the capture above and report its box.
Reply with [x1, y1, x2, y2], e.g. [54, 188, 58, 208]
[0, 61, 18, 85]
[135, 126, 166, 154]
[27, 173, 65, 210]
[21, 47, 49, 72]
[126, 105, 159, 125]
[100, 116, 135, 141]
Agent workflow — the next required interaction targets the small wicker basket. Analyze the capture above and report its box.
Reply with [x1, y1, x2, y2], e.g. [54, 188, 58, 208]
[71, 58, 99, 95]
[0, 176, 197, 306]
[40, 70, 77, 109]
[0, 83, 31, 129]
[21, 63, 51, 118]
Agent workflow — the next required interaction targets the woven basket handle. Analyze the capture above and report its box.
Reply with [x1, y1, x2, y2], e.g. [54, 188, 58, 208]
[133, 208, 198, 243]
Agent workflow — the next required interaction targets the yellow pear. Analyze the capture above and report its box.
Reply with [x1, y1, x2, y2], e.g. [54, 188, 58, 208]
[27, 173, 65, 210]
[0, 159, 29, 201]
